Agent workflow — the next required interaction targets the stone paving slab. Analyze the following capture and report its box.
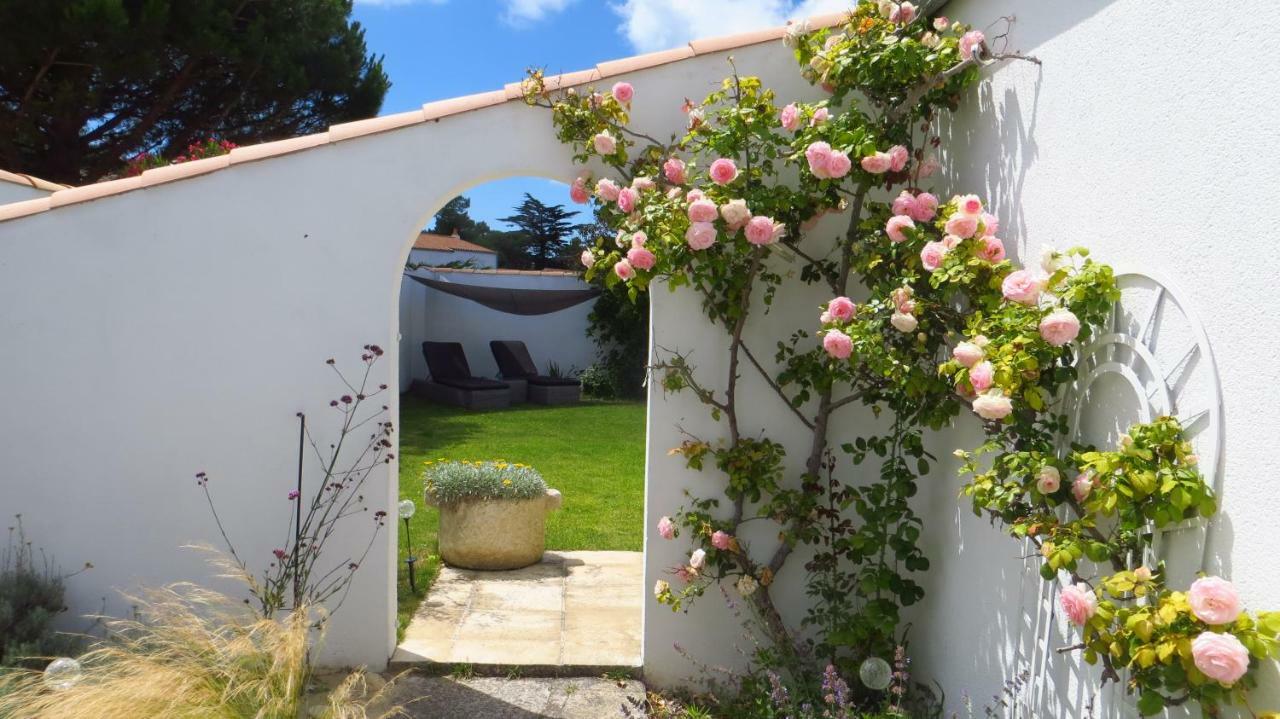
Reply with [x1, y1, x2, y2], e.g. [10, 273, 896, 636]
[393, 551, 643, 671]
[379, 675, 647, 719]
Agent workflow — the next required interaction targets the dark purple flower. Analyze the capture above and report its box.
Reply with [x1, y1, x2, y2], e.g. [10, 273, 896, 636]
[272, 548, 286, 560]
[288, 490, 300, 500]
[340, 395, 353, 404]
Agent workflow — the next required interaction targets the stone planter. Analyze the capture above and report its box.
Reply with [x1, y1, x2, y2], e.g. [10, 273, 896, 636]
[429, 489, 562, 570]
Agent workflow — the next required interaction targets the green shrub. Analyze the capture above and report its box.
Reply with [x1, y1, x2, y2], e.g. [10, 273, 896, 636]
[0, 516, 82, 669]
[424, 460, 547, 505]
[584, 271, 648, 400]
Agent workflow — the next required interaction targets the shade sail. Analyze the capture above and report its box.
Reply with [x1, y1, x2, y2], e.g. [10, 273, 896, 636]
[406, 274, 600, 316]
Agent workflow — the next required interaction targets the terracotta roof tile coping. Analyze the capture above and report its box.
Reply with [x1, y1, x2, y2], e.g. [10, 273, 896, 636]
[0, 169, 70, 193]
[424, 267, 581, 277]
[0, 11, 851, 225]
[412, 231, 497, 254]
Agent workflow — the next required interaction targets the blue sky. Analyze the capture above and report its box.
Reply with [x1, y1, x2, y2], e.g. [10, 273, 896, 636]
[351, 0, 847, 230]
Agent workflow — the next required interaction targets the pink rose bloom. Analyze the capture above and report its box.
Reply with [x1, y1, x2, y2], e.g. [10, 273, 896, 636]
[1193, 632, 1250, 685]
[672, 566, 693, 583]
[892, 191, 917, 217]
[596, 178, 620, 202]
[1190, 577, 1243, 626]
[569, 179, 590, 204]
[920, 241, 948, 272]
[1039, 309, 1081, 347]
[890, 286, 913, 311]
[810, 107, 830, 126]
[711, 531, 734, 551]
[1036, 466, 1061, 494]
[978, 236, 1006, 262]
[632, 176, 656, 192]
[627, 246, 656, 271]
[631, 230, 648, 247]
[890, 311, 917, 333]
[918, 155, 939, 178]
[827, 296, 856, 322]
[981, 212, 999, 236]
[1134, 566, 1153, 582]
[933, 16, 948, 30]
[686, 188, 706, 204]
[888, 145, 909, 172]
[957, 194, 983, 216]
[1059, 584, 1097, 626]
[960, 30, 985, 61]
[1002, 270, 1042, 305]
[944, 212, 978, 239]
[823, 329, 854, 359]
[942, 234, 963, 249]
[580, 250, 595, 268]
[685, 222, 717, 250]
[689, 548, 706, 570]
[969, 361, 994, 392]
[617, 187, 639, 213]
[593, 132, 617, 155]
[709, 158, 738, 185]
[780, 103, 801, 132]
[720, 199, 751, 230]
[806, 142, 834, 178]
[657, 515, 675, 540]
[819, 310, 833, 324]
[952, 341, 983, 367]
[885, 215, 915, 243]
[911, 192, 938, 222]
[688, 198, 718, 223]
[860, 152, 892, 174]
[894, 1, 916, 24]
[1072, 473, 1094, 502]
[613, 259, 634, 280]
[611, 81, 634, 103]
[745, 215, 784, 245]
[972, 390, 1012, 420]
[663, 157, 687, 184]
[826, 151, 852, 178]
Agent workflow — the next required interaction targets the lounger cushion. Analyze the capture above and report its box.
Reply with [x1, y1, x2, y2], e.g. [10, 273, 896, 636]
[527, 375, 581, 387]
[423, 341, 474, 381]
[434, 377, 509, 391]
[489, 341, 540, 378]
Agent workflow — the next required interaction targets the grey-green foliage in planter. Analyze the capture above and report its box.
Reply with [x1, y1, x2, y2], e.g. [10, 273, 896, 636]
[0, 516, 84, 668]
[424, 460, 548, 505]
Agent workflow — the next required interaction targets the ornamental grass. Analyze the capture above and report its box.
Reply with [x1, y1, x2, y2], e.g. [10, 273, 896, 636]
[423, 459, 547, 505]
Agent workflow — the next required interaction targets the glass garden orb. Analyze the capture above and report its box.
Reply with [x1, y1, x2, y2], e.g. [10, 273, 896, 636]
[398, 499, 416, 520]
[42, 657, 83, 690]
[859, 656, 892, 691]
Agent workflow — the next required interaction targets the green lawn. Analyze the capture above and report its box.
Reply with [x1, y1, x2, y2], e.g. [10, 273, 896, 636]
[395, 395, 647, 638]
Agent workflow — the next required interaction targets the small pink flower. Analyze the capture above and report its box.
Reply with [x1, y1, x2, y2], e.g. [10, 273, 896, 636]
[709, 158, 738, 185]
[892, 191, 917, 217]
[972, 390, 1012, 420]
[1059, 584, 1097, 626]
[960, 30, 985, 61]
[887, 145, 909, 172]
[1189, 577, 1243, 626]
[580, 250, 595, 268]
[918, 155, 940, 178]
[1072, 472, 1094, 502]
[632, 176, 656, 192]
[613, 259, 634, 280]
[595, 178, 620, 202]
[890, 311, 918, 333]
[1039, 309, 1081, 347]
[860, 152, 892, 174]
[826, 151, 851, 178]
[957, 194, 983, 215]
[1134, 566, 1153, 582]
[944, 213, 978, 239]
[823, 329, 854, 359]
[910, 192, 938, 222]
[720, 199, 751, 230]
[657, 516, 675, 540]
[611, 81, 634, 103]
[933, 16, 948, 30]
[686, 188, 706, 204]
[920, 241, 948, 272]
[1002, 270, 1042, 305]
[952, 341, 983, 367]
[820, 310, 832, 324]
[1192, 631, 1250, 685]
[686, 222, 717, 250]
[593, 132, 617, 155]
[689, 548, 706, 570]
[890, 286, 913, 312]
[969, 361, 994, 392]
[978, 236, 1006, 262]
[942, 234, 962, 249]
[663, 157, 687, 184]
[1036, 466, 1061, 494]
[810, 107, 830, 126]
[711, 531, 734, 551]
[885, 215, 915, 243]
[617, 187, 639, 213]
[688, 198, 718, 223]
[631, 230, 648, 247]
[894, 1, 916, 24]
[273, 548, 287, 561]
[980, 212, 999, 236]
[569, 179, 590, 204]
[827, 296, 856, 322]
[745, 215, 784, 245]
[780, 103, 801, 132]
[627, 246, 656, 271]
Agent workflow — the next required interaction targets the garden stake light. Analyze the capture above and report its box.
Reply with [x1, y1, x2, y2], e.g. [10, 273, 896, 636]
[399, 500, 418, 593]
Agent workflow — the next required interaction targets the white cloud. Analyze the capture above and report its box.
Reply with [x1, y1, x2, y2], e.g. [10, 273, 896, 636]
[612, 0, 852, 54]
[502, 0, 580, 24]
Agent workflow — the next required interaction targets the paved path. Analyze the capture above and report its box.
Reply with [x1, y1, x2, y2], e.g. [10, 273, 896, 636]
[381, 675, 647, 719]
[392, 551, 643, 671]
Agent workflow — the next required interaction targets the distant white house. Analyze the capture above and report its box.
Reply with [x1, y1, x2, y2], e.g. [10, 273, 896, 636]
[407, 230, 497, 268]
[0, 169, 66, 205]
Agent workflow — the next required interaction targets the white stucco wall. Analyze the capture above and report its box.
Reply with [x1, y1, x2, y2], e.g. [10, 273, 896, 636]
[398, 268, 595, 391]
[0, 179, 53, 204]
[407, 247, 498, 268]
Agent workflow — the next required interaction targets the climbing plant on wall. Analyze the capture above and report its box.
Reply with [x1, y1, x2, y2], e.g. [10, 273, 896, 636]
[527, 1, 1279, 714]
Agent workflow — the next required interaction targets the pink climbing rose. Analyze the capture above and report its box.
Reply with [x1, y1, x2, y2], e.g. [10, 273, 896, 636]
[1072, 472, 1095, 502]
[719, 199, 751, 230]
[711, 531, 734, 551]
[805, 142, 833, 177]
[657, 516, 675, 540]
[887, 145, 909, 172]
[1189, 577, 1243, 626]
[631, 231, 647, 247]
[969, 361, 994, 392]
[981, 212, 1000, 236]
[959, 30, 985, 61]
[580, 250, 595, 268]
[613, 259, 634, 280]
[1002, 270, 1042, 306]
[688, 198, 718, 223]
[689, 548, 707, 570]
[920, 241, 948, 272]
[860, 152, 892, 174]
[709, 158, 738, 185]
[825, 151, 852, 178]
[611, 81, 634, 103]
[686, 222, 717, 250]
[943, 212, 978, 239]
[911, 192, 939, 222]
[780, 103, 801, 131]
[631, 176, 656, 192]
[823, 329, 854, 359]
[826, 296, 856, 322]
[890, 311, 917, 333]
[745, 215, 784, 245]
[1039, 309, 1081, 347]
[686, 188, 706, 204]
[569, 179, 589, 204]
[953, 341, 984, 367]
[593, 132, 617, 155]
[972, 390, 1012, 420]
[891, 191, 916, 217]
[978, 236, 1006, 262]
[616, 187, 638, 213]
[957, 194, 983, 215]
[809, 107, 830, 126]
[595, 178, 620, 202]
[918, 155, 940, 178]
[627, 247, 656, 271]
[1192, 631, 1250, 685]
[1059, 584, 1097, 626]
[663, 157, 687, 184]
[1036, 466, 1061, 494]
[885, 215, 915, 243]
